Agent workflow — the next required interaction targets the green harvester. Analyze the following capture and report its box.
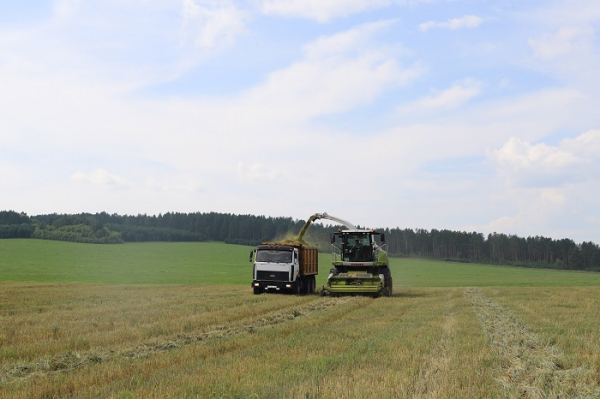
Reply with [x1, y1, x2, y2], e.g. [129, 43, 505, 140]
[305, 213, 392, 297]
[324, 228, 392, 297]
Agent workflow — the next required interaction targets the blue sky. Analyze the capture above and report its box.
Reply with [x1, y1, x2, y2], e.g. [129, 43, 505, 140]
[1, 0, 599, 243]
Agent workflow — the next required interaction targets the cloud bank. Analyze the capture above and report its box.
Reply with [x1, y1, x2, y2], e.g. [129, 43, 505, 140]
[1, 0, 599, 244]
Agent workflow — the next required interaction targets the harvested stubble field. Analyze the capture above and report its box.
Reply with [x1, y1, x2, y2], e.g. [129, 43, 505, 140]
[1, 240, 600, 398]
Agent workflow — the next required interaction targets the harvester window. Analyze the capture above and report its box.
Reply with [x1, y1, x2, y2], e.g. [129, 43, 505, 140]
[344, 234, 372, 262]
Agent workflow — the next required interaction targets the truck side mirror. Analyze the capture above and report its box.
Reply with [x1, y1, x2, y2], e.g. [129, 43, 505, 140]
[330, 234, 335, 244]
[249, 250, 254, 262]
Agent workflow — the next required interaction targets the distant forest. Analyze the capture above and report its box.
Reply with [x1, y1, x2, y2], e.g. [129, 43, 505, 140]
[1, 210, 599, 272]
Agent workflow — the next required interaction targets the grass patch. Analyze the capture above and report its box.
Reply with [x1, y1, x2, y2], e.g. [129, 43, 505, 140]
[0, 240, 254, 285]
[2, 239, 600, 287]
[0, 286, 503, 398]
[1, 240, 600, 397]
[392, 258, 600, 287]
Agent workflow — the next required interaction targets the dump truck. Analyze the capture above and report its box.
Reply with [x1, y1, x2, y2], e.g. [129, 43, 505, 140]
[250, 242, 318, 295]
[299, 213, 392, 297]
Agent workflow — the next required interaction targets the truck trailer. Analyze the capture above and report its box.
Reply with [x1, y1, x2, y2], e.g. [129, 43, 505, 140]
[250, 242, 318, 295]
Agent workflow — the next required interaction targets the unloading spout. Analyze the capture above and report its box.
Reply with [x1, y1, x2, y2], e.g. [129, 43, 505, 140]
[296, 212, 356, 242]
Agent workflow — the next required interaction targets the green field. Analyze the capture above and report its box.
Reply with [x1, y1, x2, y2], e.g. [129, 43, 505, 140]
[2, 239, 599, 287]
[1, 239, 599, 398]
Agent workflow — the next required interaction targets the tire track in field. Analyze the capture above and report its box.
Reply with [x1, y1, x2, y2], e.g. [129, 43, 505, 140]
[0, 296, 354, 385]
[465, 287, 600, 399]
[415, 289, 458, 397]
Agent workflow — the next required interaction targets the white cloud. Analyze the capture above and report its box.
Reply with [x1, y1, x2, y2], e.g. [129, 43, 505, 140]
[476, 130, 600, 240]
[528, 26, 595, 60]
[303, 20, 397, 58]
[52, 0, 82, 21]
[70, 169, 131, 187]
[563, 129, 600, 153]
[524, 2, 600, 88]
[401, 78, 482, 113]
[489, 130, 600, 188]
[259, 0, 438, 22]
[484, 187, 566, 233]
[145, 176, 203, 193]
[260, 0, 391, 22]
[181, 0, 248, 49]
[480, 177, 600, 243]
[419, 15, 482, 32]
[492, 138, 575, 172]
[467, 89, 586, 143]
[240, 21, 421, 120]
[236, 162, 278, 182]
[529, 0, 600, 30]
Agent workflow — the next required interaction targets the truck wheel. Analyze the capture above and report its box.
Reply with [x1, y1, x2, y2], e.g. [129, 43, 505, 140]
[253, 287, 262, 295]
[296, 277, 303, 295]
[308, 276, 315, 294]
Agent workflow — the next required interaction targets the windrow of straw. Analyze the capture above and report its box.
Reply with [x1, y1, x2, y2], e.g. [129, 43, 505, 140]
[465, 287, 600, 399]
[1, 294, 351, 386]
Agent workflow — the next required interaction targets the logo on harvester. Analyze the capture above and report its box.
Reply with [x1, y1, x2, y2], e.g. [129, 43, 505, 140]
[270, 274, 276, 278]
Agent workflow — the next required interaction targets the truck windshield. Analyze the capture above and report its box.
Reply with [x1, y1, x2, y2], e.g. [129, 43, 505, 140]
[256, 250, 292, 263]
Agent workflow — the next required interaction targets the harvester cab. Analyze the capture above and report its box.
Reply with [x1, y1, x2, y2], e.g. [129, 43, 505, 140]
[344, 234, 373, 262]
[322, 228, 392, 297]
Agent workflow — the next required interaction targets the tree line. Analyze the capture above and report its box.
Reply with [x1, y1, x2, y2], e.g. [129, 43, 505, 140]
[1, 210, 599, 271]
[380, 228, 600, 271]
